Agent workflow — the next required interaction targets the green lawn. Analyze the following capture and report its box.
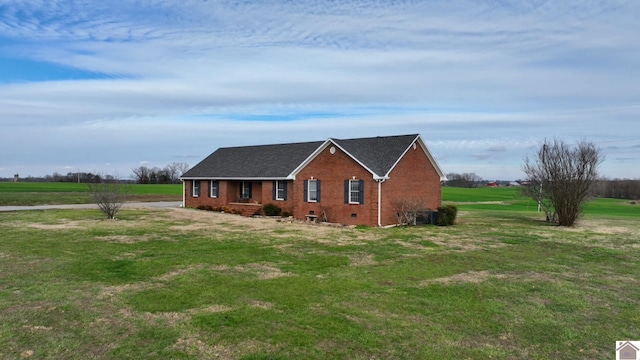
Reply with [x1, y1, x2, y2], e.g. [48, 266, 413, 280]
[0, 182, 182, 205]
[1, 203, 638, 359]
[443, 186, 640, 217]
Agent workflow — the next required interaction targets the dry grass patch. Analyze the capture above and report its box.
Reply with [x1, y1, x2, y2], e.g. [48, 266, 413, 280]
[419, 270, 558, 287]
[429, 236, 506, 251]
[249, 300, 274, 310]
[173, 337, 274, 360]
[98, 282, 160, 299]
[25, 219, 84, 230]
[95, 235, 152, 244]
[348, 254, 377, 266]
[240, 263, 293, 280]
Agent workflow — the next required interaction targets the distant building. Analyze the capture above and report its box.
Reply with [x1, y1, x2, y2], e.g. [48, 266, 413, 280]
[13, 174, 19, 182]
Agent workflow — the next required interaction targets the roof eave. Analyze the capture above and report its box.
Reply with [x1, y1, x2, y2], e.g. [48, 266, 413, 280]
[180, 176, 291, 181]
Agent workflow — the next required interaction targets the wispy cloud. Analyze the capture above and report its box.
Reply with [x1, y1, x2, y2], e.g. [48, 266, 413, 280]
[0, 0, 638, 179]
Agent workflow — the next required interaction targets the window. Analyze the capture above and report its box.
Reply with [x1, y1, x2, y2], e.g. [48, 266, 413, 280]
[304, 179, 320, 202]
[349, 179, 360, 204]
[308, 179, 318, 202]
[240, 181, 252, 199]
[273, 180, 287, 201]
[210, 180, 219, 198]
[192, 180, 200, 197]
[345, 179, 364, 204]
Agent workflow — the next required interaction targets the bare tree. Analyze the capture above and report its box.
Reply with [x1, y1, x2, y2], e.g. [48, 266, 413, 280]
[522, 138, 603, 226]
[393, 198, 429, 226]
[132, 165, 150, 184]
[88, 178, 130, 220]
[166, 162, 190, 183]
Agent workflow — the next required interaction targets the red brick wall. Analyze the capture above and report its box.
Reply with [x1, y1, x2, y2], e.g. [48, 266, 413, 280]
[260, 181, 294, 214]
[184, 180, 227, 209]
[379, 143, 442, 226]
[294, 145, 378, 226]
[184, 179, 294, 215]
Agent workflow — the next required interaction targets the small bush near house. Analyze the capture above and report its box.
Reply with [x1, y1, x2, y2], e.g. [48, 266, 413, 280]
[197, 205, 214, 211]
[282, 211, 291, 217]
[263, 203, 282, 216]
[437, 205, 458, 226]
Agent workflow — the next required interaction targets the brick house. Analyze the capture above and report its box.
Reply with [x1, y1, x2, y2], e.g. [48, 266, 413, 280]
[180, 134, 445, 226]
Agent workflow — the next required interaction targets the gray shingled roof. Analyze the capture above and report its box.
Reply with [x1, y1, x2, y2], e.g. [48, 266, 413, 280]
[182, 134, 420, 179]
[333, 134, 418, 177]
[182, 141, 324, 178]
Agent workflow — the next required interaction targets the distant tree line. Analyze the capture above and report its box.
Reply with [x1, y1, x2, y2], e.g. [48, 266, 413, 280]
[0, 162, 189, 184]
[131, 162, 189, 184]
[592, 179, 640, 200]
[444, 172, 483, 188]
[48, 172, 105, 183]
[2, 172, 111, 183]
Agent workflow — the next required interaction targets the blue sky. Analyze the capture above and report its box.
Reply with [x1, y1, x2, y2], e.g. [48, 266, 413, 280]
[1, 0, 639, 180]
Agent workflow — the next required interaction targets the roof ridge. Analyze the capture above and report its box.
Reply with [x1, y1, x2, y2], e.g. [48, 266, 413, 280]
[217, 139, 325, 150]
[331, 133, 418, 142]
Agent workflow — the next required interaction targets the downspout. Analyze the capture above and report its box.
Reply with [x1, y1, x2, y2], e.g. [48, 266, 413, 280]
[182, 180, 185, 208]
[376, 178, 386, 227]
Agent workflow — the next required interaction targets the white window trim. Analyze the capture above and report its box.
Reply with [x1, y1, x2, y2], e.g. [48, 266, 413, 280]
[192, 180, 200, 197]
[349, 179, 360, 204]
[241, 181, 251, 199]
[210, 180, 218, 198]
[275, 180, 285, 201]
[307, 179, 318, 202]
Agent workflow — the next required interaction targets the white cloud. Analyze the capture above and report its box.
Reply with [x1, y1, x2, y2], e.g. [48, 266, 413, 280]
[0, 0, 638, 179]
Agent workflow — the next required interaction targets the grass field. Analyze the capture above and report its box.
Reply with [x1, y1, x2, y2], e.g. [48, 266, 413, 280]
[443, 186, 639, 217]
[0, 182, 182, 205]
[1, 188, 639, 359]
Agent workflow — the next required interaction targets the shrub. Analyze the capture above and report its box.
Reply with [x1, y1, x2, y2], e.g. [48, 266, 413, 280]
[437, 205, 458, 226]
[282, 211, 291, 217]
[393, 198, 428, 226]
[263, 203, 282, 216]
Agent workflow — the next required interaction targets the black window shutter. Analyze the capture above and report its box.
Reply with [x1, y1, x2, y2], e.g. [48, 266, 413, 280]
[272, 181, 277, 200]
[248, 182, 252, 198]
[304, 180, 308, 202]
[359, 180, 365, 204]
[344, 180, 349, 204]
[316, 180, 321, 202]
[283, 181, 288, 201]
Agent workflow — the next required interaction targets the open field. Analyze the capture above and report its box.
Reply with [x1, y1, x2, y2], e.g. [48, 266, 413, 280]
[443, 186, 640, 217]
[1, 199, 639, 358]
[0, 182, 182, 206]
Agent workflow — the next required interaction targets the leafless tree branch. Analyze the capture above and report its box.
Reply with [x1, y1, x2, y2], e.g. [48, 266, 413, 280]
[88, 178, 130, 219]
[521, 138, 604, 226]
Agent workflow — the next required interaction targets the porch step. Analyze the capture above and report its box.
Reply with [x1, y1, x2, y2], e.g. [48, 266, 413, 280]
[240, 205, 261, 217]
[228, 203, 262, 217]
